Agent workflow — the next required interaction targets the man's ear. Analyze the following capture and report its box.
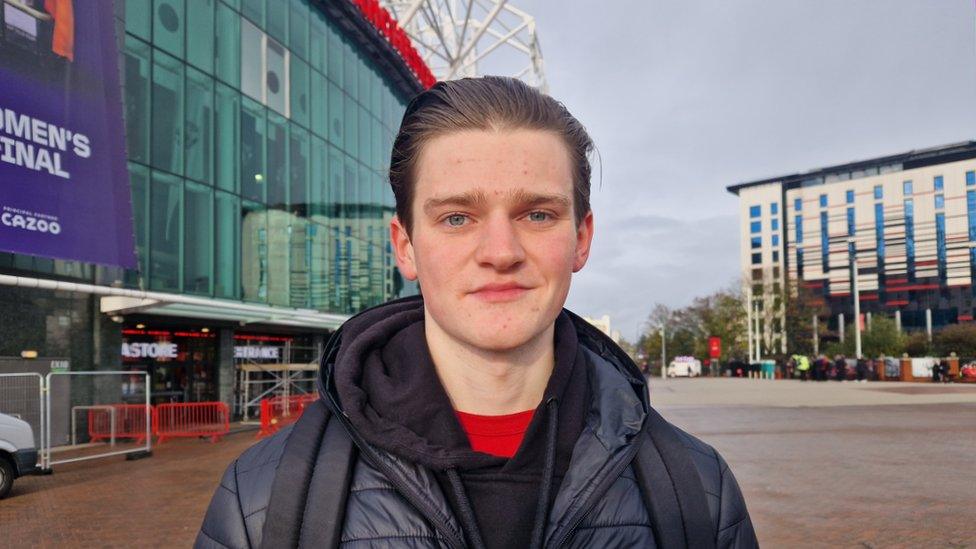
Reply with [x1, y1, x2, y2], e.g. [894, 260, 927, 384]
[573, 210, 594, 273]
[390, 215, 419, 280]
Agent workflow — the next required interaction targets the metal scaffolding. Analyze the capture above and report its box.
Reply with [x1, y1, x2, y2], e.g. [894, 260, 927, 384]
[382, 0, 547, 91]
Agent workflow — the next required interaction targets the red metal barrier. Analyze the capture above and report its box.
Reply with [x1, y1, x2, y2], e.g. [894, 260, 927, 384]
[153, 402, 230, 444]
[258, 394, 318, 438]
[88, 404, 152, 444]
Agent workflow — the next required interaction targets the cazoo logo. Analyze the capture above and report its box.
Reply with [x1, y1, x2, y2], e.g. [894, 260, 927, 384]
[1, 211, 61, 234]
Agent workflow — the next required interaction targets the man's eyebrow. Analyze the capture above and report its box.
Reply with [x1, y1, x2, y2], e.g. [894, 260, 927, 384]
[422, 190, 489, 215]
[509, 190, 572, 209]
[421, 189, 572, 215]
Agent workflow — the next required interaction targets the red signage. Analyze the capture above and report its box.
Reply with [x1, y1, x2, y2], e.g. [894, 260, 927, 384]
[708, 336, 721, 359]
[353, 0, 438, 89]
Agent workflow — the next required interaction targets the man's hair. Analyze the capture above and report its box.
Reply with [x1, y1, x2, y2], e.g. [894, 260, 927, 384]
[389, 76, 594, 233]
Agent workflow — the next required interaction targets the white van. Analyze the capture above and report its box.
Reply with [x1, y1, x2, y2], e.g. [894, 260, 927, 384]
[667, 357, 702, 378]
[0, 412, 37, 499]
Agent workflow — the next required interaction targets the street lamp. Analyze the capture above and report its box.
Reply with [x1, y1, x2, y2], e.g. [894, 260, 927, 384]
[847, 236, 862, 359]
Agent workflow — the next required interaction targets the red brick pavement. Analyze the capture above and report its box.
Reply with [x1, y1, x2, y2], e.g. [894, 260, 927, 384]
[1, 430, 259, 548]
[3, 404, 975, 547]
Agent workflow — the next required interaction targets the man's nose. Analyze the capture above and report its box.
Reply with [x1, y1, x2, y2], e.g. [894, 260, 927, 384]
[474, 215, 526, 270]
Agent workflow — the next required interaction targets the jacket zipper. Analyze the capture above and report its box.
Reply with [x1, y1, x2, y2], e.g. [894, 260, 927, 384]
[547, 441, 643, 549]
[325, 386, 468, 549]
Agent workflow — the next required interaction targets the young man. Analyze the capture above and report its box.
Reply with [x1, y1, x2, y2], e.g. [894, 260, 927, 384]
[197, 77, 757, 549]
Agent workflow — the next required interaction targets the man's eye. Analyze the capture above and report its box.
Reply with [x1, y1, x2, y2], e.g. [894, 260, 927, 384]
[446, 214, 467, 227]
[527, 211, 550, 222]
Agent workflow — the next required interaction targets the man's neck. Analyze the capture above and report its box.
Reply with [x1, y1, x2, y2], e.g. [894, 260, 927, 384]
[425, 312, 555, 416]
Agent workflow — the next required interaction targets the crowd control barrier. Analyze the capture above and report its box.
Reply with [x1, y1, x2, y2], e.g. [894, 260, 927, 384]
[258, 394, 318, 437]
[153, 402, 230, 444]
[86, 404, 152, 445]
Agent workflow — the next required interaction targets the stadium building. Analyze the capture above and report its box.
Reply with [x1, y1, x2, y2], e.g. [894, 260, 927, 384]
[728, 141, 976, 355]
[0, 0, 434, 415]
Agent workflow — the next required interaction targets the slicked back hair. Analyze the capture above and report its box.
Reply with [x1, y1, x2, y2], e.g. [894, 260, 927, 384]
[389, 76, 594, 234]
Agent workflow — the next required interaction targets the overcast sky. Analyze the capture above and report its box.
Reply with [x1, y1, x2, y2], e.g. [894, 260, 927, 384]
[497, 0, 976, 340]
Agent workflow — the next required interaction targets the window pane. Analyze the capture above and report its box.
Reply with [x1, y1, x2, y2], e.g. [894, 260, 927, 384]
[185, 67, 214, 184]
[241, 18, 265, 102]
[266, 37, 289, 116]
[290, 213, 309, 308]
[215, 83, 240, 192]
[328, 82, 343, 147]
[794, 197, 802, 211]
[327, 20, 343, 87]
[358, 109, 370, 164]
[903, 180, 913, 195]
[344, 94, 358, 157]
[241, 97, 267, 202]
[215, 3, 241, 87]
[150, 171, 183, 291]
[749, 205, 760, 218]
[267, 207, 290, 306]
[184, 182, 214, 294]
[309, 10, 327, 73]
[215, 190, 241, 298]
[289, 0, 308, 59]
[934, 175, 944, 191]
[151, 50, 184, 174]
[125, 0, 152, 40]
[309, 135, 328, 217]
[267, 112, 288, 205]
[311, 70, 328, 136]
[289, 124, 309, 213]
[819, 194, 827, 207]
[123, 36, 151, 164]
[750, 221, 760, 234]
[242, 0, 264, 27]
[290, 57, 310, 127]
[267, 0, 288, 43]
[770, 202, 778, 215]
[127, 163, 150, 287]
[242, 201, 268, 302]
[154, 0, 185, 58]
[187, 0, 215, 73]
[967, 171, 975, 186]
[343, 41, 357, 97]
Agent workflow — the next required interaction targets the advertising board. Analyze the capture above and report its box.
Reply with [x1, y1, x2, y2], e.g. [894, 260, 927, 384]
[0, 1, 136, 267]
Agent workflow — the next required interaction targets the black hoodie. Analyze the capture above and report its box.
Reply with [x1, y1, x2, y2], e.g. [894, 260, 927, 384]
[332, 297, 589, 548]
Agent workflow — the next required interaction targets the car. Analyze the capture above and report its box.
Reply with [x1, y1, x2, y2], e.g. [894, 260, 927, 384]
[0, 412, 38, 499]
[667, 357, 702, 378]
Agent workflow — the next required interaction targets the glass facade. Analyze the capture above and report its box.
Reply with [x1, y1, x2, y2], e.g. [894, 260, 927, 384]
[904, 199, 915, 281]
[116, 0, 411, 314]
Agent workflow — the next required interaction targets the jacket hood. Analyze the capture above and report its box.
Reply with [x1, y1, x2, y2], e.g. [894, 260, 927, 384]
[318, 296, 649, 472]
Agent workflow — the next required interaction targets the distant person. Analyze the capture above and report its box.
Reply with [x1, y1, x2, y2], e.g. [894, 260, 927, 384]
[795, 354, 811, 381]
[833, 355, 847, 381]
[855, 357, 868, 382]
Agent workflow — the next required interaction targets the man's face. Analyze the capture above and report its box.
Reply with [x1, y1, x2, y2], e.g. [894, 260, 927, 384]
[390, 129, 594, 353]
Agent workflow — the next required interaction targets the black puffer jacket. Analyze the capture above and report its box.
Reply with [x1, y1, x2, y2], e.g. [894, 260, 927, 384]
[197, 299, 757, 548]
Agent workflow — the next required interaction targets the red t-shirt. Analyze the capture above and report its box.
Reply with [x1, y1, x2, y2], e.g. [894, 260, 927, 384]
[455, 409, 535, 458]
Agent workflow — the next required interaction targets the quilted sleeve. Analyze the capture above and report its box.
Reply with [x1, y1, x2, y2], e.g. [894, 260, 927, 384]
[714, 451, 758, 549]
[195, 460, 251, 549]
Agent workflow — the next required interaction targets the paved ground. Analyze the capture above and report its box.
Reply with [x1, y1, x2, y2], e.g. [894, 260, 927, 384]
[1, 429, 259, 548]
[1, 380, 973, 548]
[651, 378, 976, 548]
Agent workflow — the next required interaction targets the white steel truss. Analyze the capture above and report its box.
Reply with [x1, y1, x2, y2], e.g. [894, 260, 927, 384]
[381, 0, 548, 92]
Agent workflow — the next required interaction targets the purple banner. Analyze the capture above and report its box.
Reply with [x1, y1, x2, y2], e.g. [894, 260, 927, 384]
[0, 1, 136, 268]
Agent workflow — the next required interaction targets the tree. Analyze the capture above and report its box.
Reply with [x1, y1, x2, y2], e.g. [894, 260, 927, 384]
[933, 323, 976, 357]
[772, 278, 829, 356]
[820, 316, 905, 358]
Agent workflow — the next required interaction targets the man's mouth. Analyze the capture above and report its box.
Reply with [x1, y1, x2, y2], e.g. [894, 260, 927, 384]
[469, 282, 532, 302]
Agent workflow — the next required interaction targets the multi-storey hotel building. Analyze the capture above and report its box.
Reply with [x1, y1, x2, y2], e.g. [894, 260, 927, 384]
[728, 141, 976, 354]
